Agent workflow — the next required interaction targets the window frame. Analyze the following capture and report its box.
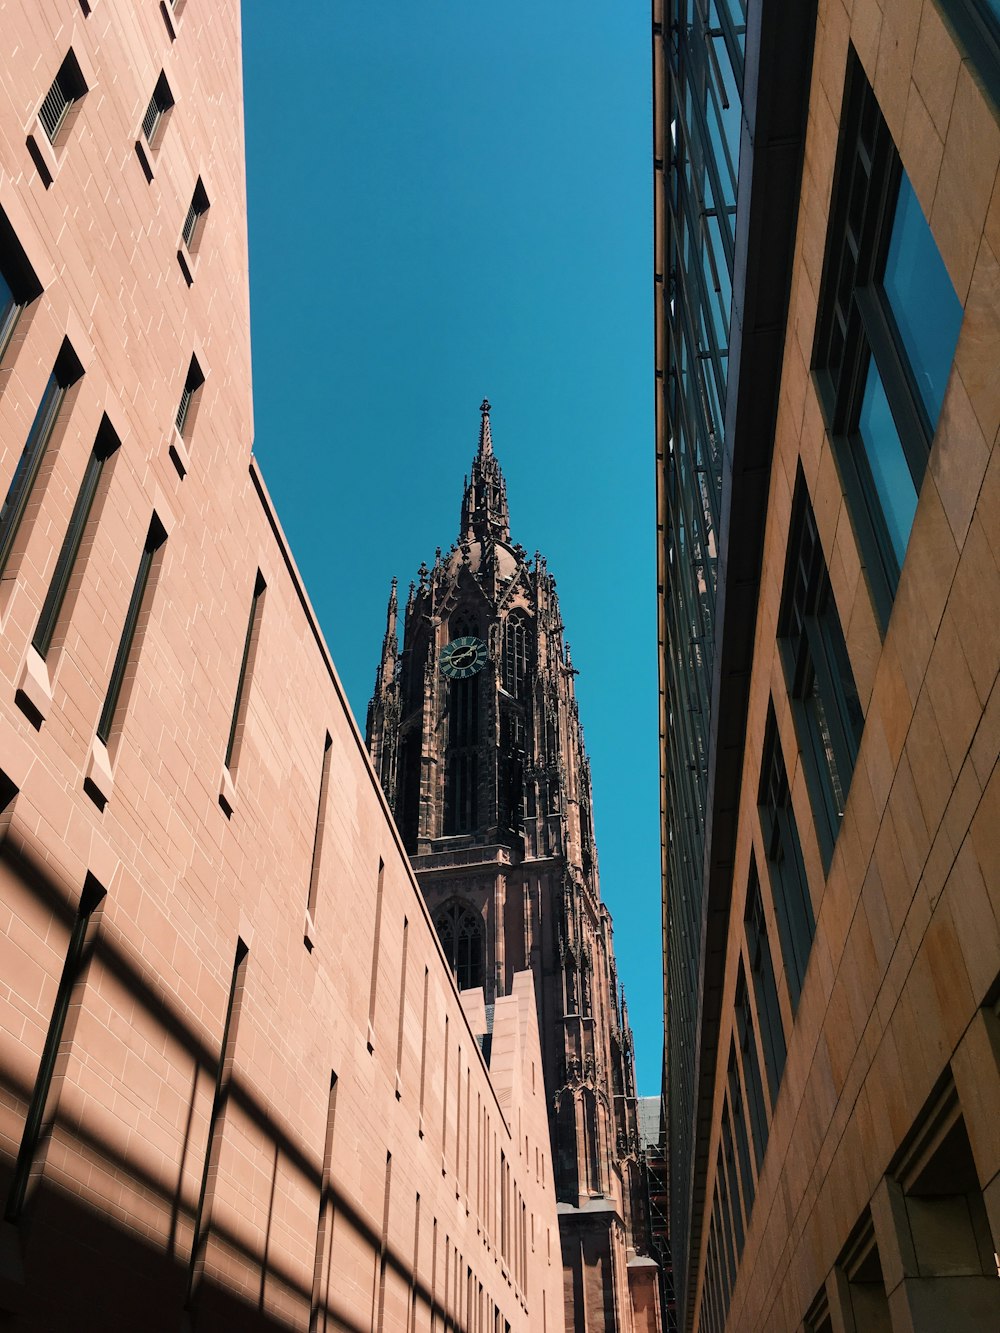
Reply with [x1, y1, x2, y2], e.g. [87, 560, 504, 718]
[758, 704, 815, 1012]
[812, 49, 962, 632]
[938, 0, 1000, 110]
[33, 414, 120, 661]
[0, 207, 45, 370]
[0, 340, 84, 578]
[97, 514, 167, 745]
[777, 473, 865, 867]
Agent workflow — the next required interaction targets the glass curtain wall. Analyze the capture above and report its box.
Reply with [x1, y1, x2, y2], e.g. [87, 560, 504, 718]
[661, 0, 746, 1303]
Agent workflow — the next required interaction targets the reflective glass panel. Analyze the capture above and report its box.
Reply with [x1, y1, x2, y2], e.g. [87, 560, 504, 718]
[857, 357, 917, 568]
[881, 173, 963, 427]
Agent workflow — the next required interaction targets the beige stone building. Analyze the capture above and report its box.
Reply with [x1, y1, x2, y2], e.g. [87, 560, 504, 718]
[0, 3, 565, 1329]
[654, 0, 1000, 1330]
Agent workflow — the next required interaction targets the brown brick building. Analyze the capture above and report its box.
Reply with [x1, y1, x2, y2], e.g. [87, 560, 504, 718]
[655, 1, 1000, 1330]
[366, 403, 663, 1332]
[0, 3, 566, 1329]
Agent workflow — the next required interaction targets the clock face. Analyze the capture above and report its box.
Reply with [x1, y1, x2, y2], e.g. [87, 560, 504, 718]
[439, 636, 488, 679]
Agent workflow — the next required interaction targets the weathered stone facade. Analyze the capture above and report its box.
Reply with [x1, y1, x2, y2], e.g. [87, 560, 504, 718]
[367, 404, 663, 1332]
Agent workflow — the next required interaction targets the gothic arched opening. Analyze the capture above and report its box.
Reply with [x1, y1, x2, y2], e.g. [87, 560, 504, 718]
[433, 897, 485, 991]
[502, 610, 532, 700]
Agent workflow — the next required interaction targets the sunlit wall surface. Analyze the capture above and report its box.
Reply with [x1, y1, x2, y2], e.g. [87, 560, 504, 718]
[656, 0, 746, 1302]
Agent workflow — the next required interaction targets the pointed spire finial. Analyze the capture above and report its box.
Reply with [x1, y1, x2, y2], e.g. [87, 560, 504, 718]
[477, 398, 493, 458]
[460, 398, 510, 541]
[382, 577, 399, 652]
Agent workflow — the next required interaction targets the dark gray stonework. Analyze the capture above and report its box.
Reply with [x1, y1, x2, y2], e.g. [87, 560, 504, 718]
[367, 402, 662, 1332]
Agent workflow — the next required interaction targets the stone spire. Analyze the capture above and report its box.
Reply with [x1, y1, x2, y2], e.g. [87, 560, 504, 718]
[382, 576, 398, 659]
[460, 398, 510, 543]
[365, 577, 401, 810]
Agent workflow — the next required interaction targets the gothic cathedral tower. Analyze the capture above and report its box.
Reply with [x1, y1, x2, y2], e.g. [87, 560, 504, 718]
[367, 402, 662, 1332]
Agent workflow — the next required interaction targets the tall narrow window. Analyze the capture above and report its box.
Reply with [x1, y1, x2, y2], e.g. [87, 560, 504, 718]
[367, 859, 385, 1051]
[743, 856, 787, 1104]
[445, 670, 480, 834]
[726, 1059, 754, 1217]
[758, 705, 815, 1010]
[395, 916, 409, 1092]
[309, 1071, 338, 1333]
[734, 970, 769, 1173]
[175, 355, 205, 438]
[306, 732, 332, 927]
[720, 1101, 746, 1250]
[38, 51, 87, 145]
[374, 1151, 392, 1330]
[181, 177, 210, 252]
[97, 514, 167, 744]
[0, 340, 83, 577]
[33, 414, 120, 660]
[141, 71, 173, 147]
[432, 898, 484, 991]
[778, 475, 864, 866]
[502, 611, 531, 700]
[418, 966, 429, 1129]
[813, 52, 962, 627]
[0, 210, 43, 364]
[187, 938, 249, 1306]
[5, 872, 106, 1222]
[225, 570, 266, 770]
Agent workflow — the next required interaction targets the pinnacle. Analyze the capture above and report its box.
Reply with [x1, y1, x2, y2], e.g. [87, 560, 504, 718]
[478, 398, 493, 457]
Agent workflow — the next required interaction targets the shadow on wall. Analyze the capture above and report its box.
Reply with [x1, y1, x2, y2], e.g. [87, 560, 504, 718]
[0, 840, 450, 1333]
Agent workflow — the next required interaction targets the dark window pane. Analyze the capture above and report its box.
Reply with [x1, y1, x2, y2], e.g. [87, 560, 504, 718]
[881, 173, 962, 428]
[0, 374, 65, 575]
[857, 356, 917, 568]
[0, 266, 17, 353]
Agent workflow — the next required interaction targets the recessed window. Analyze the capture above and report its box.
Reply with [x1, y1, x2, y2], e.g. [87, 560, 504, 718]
[938, 1, 1000, 109]
[0, 340, 83, 578]
[778, 474, 864, 867]
[758, 704, 814, 1011]
[33, 415, 120, 661]
[433, 898, 484, 990]
[0, 210, 43, 365]
[812, 51, 963, 630]
[141, 72, 174, 148]
[225, 571, 266, 771]
[743, 856, 787, 1103]
[97, 515, 167, 744]
[733, 972, 769, 1172]
[175, 355, 204, 437]
[181, 177, 210, 253]
[38, 51, 88, 145]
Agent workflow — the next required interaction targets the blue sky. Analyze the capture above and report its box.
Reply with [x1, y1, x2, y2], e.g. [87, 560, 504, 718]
[241, 4, 660, 1093]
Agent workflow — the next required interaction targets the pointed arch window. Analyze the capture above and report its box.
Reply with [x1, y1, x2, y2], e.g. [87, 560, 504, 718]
[502, 611, 531, 701]
[445, 613, 481, 834]
[433, 898, 484, 991]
